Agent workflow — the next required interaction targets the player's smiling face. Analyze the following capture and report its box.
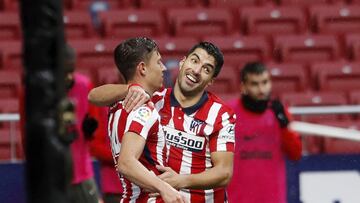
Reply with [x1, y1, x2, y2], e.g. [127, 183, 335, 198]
[177, 48, 216, 96]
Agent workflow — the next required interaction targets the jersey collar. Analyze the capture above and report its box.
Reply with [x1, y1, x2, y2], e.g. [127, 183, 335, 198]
[170, 89, 209, 115]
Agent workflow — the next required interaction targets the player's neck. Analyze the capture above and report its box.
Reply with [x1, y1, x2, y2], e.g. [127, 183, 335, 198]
[173, 83, 204, 108]
[128, 79, 154, 96]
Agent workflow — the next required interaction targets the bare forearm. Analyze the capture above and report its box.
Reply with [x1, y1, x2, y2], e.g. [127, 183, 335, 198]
[180, 166, 233, 190]
[118, 157, 168, 192]
[88, 84, 128, 106]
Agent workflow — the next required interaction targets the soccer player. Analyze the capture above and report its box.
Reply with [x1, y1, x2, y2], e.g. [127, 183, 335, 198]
[88, 42, 236, 203]
[107, 37, 185, 203]
[226, 62, 302, 203]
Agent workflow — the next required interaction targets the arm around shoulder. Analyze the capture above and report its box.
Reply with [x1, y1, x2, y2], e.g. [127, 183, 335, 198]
[88, 84, 128, 106]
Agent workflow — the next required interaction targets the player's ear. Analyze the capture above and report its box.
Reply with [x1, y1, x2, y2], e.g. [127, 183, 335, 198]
[179, 56, 186, 69]
[138, 61, 146, 76]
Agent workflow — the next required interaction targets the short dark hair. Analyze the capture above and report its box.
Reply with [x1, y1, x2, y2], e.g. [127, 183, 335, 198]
[114, 37, 158, 82]
[186, 42, 224, 78]
[240, 61, 267, 82]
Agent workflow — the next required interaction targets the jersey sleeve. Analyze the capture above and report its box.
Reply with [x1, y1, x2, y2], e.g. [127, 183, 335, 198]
[209, 110, 236, 153]
[125, 105, 159, 140]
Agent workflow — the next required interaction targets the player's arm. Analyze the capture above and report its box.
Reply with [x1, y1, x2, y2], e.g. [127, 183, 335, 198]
[88, 84, 127, 106]
[157, 152, 233, 190]
[118, 132, 185, 203]
[271, 100, 302, 161]
[281, 107, 302, 161]
[88, 84, 150, 111]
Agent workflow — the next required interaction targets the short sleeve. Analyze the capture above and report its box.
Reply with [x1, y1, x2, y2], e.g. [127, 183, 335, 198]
[125, 105, 159, 140]
[209, 111, 236, 153]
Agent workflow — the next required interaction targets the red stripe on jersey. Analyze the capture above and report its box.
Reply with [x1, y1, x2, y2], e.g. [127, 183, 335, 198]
[128, 120, 145, 135]
[214, 188, 226, 203]
[167, 107, 185, 174]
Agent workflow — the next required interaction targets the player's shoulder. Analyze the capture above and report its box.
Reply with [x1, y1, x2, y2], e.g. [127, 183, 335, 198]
[207, 91, 235, 116]
[130, 103, 159, 121]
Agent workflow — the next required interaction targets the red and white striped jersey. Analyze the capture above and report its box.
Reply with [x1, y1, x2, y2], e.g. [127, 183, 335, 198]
[152, 88, 236, 203]
[108, 101, 166, 203]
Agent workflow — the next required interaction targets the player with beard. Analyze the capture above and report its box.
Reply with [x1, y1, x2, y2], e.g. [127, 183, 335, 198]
[88, 42, 236, 203]
[226, 62, 302, 203]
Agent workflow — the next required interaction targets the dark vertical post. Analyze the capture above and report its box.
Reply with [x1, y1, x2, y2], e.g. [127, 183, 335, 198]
[20, 0, 72, 202]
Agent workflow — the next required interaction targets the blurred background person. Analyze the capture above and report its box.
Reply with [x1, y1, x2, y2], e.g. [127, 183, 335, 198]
[227, 62, 302, 203]
[90, 106, 123, 203]
[64, 44, 101, 203]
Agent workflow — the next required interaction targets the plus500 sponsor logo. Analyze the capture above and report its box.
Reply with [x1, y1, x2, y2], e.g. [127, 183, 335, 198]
[163, 126, 205, 152]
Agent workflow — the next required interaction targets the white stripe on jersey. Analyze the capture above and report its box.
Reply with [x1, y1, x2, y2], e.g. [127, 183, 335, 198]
[129, 182, 141, 203]
[205, 189, 215, 203]
[156, 129, 165, 166]
[217, 112, 231, 151]
[110, 109, 122, 155]
[204, 103, 221, 135]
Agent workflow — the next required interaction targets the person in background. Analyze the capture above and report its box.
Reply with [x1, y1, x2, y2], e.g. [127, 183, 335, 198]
[64, 44, 100, 203]
[226, 62, 302, 203]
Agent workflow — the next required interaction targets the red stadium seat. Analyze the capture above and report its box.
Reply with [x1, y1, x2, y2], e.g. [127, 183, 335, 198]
[0, 12, 21, 40]
[204, 35, 270, 67]
[281, 91, 348, 121]
[274, 34, 341, 64]
[63, 11, 95, 39]
[206, 65, 238, 94]
[318, 65, 360, 92]
[154, 36, 199, 67]
[240, 6, 307, 36]
[0, 98, 19, 113]
[208, 0, 266, 7]
[69, 0, 133, 10]
[139, 0, 203, 9]
[2, 0, 18, 11]
[0, 40, 22, 69]
[279, 0, 341, 6]
[310, 60, 360, 89]
[349, 90, 360, 104]
[168, 8, 234, 39]
[69, 38, 118, 70]
[310, 5, 360, 35]
[0, 70, 21, 98]
[266, 62, 308, 96]
[345, 34, 360, 60]
[100, 9, 164, 38]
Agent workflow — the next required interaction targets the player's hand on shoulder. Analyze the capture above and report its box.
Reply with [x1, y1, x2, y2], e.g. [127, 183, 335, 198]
[123, 85, 151, 112]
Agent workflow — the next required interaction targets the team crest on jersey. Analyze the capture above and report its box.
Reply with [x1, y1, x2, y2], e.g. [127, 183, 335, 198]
[189, 119, 204, 134]
[134, 107, 152, 123]
[163, 126, 205, 152]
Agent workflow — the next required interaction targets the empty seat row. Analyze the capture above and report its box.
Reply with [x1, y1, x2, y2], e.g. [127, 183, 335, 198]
[2, 5, 360, 40]
[4, 0, 360, 11]
[2, 34, 360, 70]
